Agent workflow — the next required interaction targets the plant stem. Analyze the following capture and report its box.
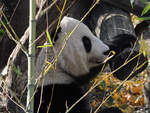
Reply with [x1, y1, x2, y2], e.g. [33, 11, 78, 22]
[26, 0, 36, 113]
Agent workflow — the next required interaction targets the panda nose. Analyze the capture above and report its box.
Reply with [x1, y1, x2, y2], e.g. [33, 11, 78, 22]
[104, 50, 110, 56]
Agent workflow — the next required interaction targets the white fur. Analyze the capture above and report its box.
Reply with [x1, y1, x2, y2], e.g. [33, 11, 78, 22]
[35, 16, 109, 86]
[1, 66, 8, 76]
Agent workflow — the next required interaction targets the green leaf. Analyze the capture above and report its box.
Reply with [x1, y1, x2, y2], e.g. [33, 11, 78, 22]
[0, 29, 5, 36]
[121, 104, 128, 109]
[140, 0, 148, 3]
[37, 44, 53, 48]
[37, 31, 53, 48]
[130, 0, 135, 8]
[99, 80, 106, 89]
[46, 29, 53, 46]
[140, 33, 147, 56]
[141, 3, 150, 16]
[12, 65, 22, 76]
[147, 45, 150, 56]
[107, 96, 114, 105]
[0, 29, 5, 41]
[136, 17, 150, 21]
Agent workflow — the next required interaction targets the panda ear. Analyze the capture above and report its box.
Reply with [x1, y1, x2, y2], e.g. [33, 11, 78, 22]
[51, 27, 62, 43]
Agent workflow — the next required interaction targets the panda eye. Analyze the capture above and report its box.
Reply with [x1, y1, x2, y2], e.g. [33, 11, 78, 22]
[82, 36, 92, 53]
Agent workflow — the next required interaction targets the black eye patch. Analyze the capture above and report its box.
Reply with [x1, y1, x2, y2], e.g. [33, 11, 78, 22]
[82, 36, 92, 53]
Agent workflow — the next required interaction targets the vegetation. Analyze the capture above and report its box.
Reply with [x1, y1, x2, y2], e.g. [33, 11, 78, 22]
[0, 0, 150, 113]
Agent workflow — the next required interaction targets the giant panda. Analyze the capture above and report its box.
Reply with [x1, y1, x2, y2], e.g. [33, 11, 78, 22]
[34, 16, 110, 113]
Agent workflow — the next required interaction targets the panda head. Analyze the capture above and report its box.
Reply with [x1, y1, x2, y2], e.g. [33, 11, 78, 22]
[54, 16, 109, 76]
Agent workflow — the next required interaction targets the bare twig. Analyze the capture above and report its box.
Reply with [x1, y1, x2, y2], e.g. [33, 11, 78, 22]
[6, 0, 77, 75]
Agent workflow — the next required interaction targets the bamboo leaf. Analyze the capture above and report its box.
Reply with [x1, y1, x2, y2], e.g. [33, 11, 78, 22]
[143, 50, 146, 56]
[44, 61, 53, 75]
[46, 29, 53, 46]
[136, 17, 150, 21]
[37, 44, 53, 48]
[148, 45, 150, 56]
[141, 3, 150, 16]
[0, 29, 5, 36]
[140, 33, 147, 56]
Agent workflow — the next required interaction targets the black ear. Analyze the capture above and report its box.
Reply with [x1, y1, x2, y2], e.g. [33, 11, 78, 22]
[82, 36, 92, 53]
[51, 27, 62, 43]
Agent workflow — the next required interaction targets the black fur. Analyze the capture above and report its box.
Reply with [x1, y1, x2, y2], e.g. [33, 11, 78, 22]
[104, 34, 136, 53]
[99, 107, 123, 113]
[34, 84, 89, 113]
[105, 34, 148, 80]
[51, 27, 62, 44]
[82, 36, 92, 53]
[110, 48, 148, 80]
[61, 64, 104, 85]
[34, 63, 105, 113]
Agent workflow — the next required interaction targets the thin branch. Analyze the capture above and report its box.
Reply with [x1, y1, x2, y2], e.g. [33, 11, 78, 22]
[6, 0, 77, 73]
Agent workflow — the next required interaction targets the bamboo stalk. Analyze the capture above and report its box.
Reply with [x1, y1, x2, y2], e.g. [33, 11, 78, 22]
[26, 0, 36, 113]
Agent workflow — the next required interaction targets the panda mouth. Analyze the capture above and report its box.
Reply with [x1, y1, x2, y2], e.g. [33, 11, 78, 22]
[89, 58, 103, 64]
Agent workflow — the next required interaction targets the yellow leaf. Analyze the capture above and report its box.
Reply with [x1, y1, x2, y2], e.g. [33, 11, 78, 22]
[44, 61, 52, 75]
[139, 33, 147, 56]
[46, 29, 53, 47]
